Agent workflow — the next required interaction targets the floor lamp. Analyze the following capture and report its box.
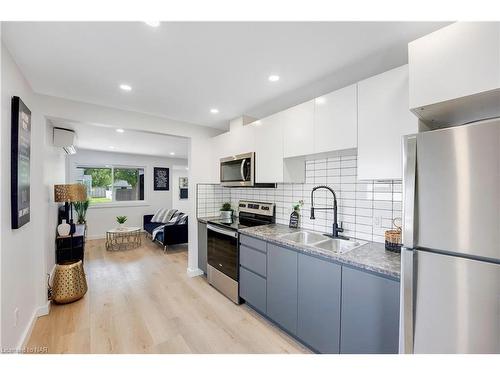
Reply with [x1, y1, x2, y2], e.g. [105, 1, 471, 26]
[54, 184, 87, 234]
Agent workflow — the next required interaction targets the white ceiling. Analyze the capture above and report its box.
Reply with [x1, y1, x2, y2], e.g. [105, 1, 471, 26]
[48, 118, 188, 158]
[3, 22, 449, 129]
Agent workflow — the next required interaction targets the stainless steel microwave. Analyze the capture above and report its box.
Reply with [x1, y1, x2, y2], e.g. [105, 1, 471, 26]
[220, 152, 254, 187]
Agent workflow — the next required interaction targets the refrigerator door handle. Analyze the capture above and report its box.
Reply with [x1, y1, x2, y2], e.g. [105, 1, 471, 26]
[403, 135, 417, 248]
[399, 247, 416, 354]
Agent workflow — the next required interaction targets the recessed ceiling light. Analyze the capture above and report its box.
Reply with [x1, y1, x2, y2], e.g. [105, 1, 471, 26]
[116, 128, 125, 133]
[169, 152, 175, 156]
[144, 21, 160, 27]
[109, 146, 115, 149]
[268, 75, 280, 82]
[119, 84, 132, 92]
[210, 108, 219, 114]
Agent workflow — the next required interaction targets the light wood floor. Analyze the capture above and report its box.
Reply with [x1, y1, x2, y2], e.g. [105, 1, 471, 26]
[27, 237, 309, 354]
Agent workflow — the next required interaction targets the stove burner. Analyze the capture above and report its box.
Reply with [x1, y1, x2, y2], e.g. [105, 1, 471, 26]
[207, 200, 275, 231]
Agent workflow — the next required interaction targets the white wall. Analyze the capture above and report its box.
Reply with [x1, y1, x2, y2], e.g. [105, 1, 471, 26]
[44, 124, 66, 274]
[187, 137, 214, 275]
[172, 167, 190, 214]
[66, 149, 187, 239]
[1, 42, 65, 350]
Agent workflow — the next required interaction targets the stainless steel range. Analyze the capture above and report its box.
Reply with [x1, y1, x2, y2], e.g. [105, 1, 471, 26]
[206, 200, 275, 304]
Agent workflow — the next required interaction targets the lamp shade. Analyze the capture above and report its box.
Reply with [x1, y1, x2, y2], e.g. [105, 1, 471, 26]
[54, 184, 87, 203]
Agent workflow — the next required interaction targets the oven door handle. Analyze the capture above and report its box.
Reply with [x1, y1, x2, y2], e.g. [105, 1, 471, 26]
[207, 224, 238, 239]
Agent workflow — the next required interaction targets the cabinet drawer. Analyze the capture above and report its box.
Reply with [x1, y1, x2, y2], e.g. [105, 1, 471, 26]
[240, 267, 267, 313]
[240, 245, 267, 277]
[240, 235, 267, 253]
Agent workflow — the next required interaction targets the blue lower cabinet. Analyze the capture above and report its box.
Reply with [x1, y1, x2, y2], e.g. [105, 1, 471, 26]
[297, 253, 342, 353]
[239, 267, 267, 313]
[266, 244, 298, 335]
[340, 266, 400, 354]
[240, 237, 400, 354]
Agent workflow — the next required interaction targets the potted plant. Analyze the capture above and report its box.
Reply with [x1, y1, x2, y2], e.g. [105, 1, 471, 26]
[220, 202, 233, 220]
[116, 215, 127, 229]
[73, 199, 89, 223]
[72, 199, 90, 236]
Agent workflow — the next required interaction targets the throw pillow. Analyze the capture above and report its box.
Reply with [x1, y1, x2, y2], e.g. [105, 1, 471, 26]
[168, 211, 181, 224]
[161, 209, 178, 223]
[177, 213, 188, 225]
[151, 208, 167, 223]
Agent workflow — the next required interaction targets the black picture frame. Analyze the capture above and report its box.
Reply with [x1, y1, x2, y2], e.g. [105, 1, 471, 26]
[153, 167, 169, 191]
[11, 96, 31, 229]
[179, 188, 188, 199]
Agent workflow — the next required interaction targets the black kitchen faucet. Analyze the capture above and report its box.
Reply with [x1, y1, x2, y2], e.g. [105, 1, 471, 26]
[310, 185, 348, 239]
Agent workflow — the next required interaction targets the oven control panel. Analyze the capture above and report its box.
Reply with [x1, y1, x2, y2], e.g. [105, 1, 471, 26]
[238, 201, 275, 216]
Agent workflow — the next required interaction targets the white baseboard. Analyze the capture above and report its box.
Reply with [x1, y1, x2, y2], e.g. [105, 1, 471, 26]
[36, 301, 51, 317]
[18, 310, 37, 351]
[86, 234, 106, 240]
[186, 267, 204, 277]
[18, 300, 51, 351]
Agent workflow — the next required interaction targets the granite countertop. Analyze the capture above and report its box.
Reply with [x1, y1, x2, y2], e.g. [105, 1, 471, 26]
[239, 224, 401, 279]
[197, 216, 221, 224]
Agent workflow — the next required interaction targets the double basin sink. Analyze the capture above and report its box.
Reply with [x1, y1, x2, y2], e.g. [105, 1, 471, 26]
[278, 231, 366, 254]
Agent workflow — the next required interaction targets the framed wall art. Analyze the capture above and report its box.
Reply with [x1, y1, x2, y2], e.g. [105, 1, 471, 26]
[179, 177, 188, 199]
[153, 167, 169, 191]
[11, 96, 31, 229]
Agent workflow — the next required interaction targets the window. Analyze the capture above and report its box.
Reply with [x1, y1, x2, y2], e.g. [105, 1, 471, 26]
[75, 166, 145, 204]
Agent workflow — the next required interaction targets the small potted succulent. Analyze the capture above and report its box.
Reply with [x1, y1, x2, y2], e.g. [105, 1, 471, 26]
[220, 202, 233, 220]
[116, 215, 127, 229]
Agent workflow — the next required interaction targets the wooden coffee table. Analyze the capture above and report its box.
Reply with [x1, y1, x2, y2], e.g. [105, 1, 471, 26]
[105, 227, 142, 251]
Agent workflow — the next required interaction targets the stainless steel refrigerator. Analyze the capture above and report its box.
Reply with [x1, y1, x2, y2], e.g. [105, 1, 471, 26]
[400, 118, 500, 354]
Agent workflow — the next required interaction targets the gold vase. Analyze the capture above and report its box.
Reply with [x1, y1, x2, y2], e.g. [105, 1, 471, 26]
[51, 260, 88, 304]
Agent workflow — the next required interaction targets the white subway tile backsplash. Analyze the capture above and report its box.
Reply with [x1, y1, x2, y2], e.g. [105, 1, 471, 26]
[342, 167, 357, 176]
[373, 192, 393, 201]
[327, 168, 341, 177]
[197, 155, 402, 244]
[356, 207, 373, 217]
[373, 209, 394, 219]
[340, 159, 357, 168]
[373, 200, 393, 210]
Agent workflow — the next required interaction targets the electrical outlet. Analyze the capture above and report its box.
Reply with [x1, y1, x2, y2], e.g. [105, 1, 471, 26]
[373, 216, 382, 228]
[14, 308, 19, 327]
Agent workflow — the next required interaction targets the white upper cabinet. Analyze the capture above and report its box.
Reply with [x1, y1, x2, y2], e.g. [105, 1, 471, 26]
[253, 112, 284, 183]
[283, 100, 315, 158]
[409, 22, 500, 110]
[228, 125, 255, 156]
[227, 117, 256, 156]
[208, 131, 230, 183]
[314, 84, 357, 153]
[357, 65, 417, 181]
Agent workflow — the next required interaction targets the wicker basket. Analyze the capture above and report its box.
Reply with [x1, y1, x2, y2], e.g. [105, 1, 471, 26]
[385, 218, 402, 252]
[51, 260, 87, 304]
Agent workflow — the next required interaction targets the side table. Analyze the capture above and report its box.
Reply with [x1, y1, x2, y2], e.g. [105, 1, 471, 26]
[105, 227, 142, 251]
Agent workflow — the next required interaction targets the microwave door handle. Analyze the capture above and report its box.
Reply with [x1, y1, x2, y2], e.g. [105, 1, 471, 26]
[240, 159, 246, 181]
